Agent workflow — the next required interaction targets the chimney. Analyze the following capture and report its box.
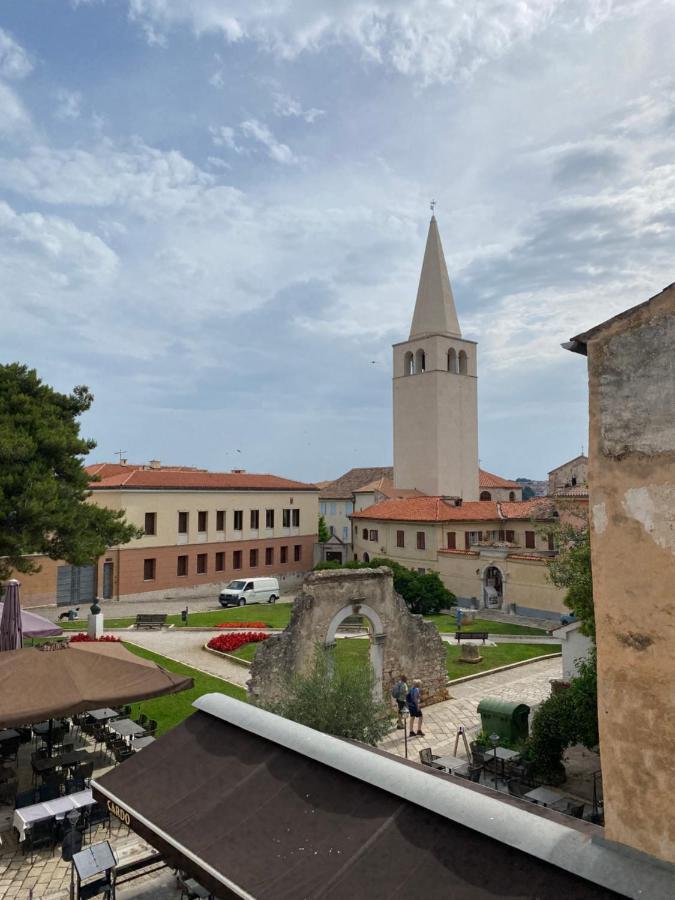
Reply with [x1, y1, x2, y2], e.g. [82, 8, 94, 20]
[120, 458, 128, 466]
[149, 459, 161, 469]
[231, 469, 246, 474]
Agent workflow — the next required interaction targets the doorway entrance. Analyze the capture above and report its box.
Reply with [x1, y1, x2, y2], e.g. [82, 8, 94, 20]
[483, 565, 504, 609]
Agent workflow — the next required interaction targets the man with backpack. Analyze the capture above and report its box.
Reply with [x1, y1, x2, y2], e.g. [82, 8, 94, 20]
[406, 679, 424, 737]
[391, 674, 408, 729]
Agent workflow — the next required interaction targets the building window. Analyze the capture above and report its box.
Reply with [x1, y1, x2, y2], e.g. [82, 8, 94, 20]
[144, 512, 157, 535]
[177, 555, 188, 576]
[396, 530, 405, 548]
[282, 509, 291, 528]
[404, 351, 414, 375]
[480, 491, 492, 501]
[344, 501, 353, 515]
[525, 530, 536, 549]
[416, 531, 425, 550]
[292, 508, 300, 527]
[509, 491, 516, 501]
[447, 347, 458, 373]
[143, 558, 156, 581]
[342, 526, 349, 541]
[415, 348, 426, 373]
[548, 534, 555, 552]
[505, 530, 515, 543]
[293, 544, 302, 562]
[178, 511, 188, 534]
[458, 350, 468, 375]
[362, 528, 368, 540]
[215, 552, 225, 572]
[330, 525, 335, 536]
[265, 509, 274, 528]
[198, 511, 208, 532]
[447, 532, 456, 550]
[319, 502, 326, 515]
[233, 550, 242, 569]
[280, 546, 288, 564]
[250, 509, 260, 529]
[250, 548, 258, 567]
[369, 529, 378, 542]
[233, 510, 243, 531]
[197, 553, 207, 574]
[265, 547, 274, 565]
[216, 510, 225, 531]
[329, 502, 337, 515]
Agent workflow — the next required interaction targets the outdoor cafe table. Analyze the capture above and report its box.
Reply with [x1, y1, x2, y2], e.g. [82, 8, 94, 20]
[488, 747, 520, 778]
[86, 708, 120, 723]
[13, 789, 95, 842]
[109, 718, 146, 739]
[523, 786, 567, 808]
[433, 755, 469, 774]
[32, 749, 92, 776]
[132, 736, 156, 751]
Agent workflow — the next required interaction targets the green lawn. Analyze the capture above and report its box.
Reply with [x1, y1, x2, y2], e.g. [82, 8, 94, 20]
[445, 642, 556, 681]
[229, 636, 555, 682]
[61, 604, 293, 631]
[122, 642, 247, 735]
[426, 615, 547, 636]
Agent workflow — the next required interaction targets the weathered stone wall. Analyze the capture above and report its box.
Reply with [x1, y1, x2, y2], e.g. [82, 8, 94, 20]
[248, 567, 447, 707]
[586, 285, 675, 865]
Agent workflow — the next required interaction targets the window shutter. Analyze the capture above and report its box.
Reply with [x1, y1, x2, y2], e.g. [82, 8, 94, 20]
[447, 532, 456, 550]
[464, 532, 470, 550]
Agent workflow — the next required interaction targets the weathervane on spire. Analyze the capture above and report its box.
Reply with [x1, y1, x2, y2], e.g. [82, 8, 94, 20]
[430, 199, 436, 215]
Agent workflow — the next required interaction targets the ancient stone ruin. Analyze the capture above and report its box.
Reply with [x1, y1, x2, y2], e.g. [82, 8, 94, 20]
[248, 566, 447, 707]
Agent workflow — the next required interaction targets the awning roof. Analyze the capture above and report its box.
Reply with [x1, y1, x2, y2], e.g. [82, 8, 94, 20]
[88, 695, 666, 900]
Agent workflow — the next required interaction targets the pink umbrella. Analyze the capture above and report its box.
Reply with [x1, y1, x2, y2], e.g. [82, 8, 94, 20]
[0, 580, 23, 651]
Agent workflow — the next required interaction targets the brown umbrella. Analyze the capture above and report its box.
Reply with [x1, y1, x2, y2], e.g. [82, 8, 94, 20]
[0, 641, 193, 728]
[0, 580, 23, 651]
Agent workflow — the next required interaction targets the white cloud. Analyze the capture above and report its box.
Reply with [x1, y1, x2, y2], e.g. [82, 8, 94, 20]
[209, 125, 243, 152]
[273, 92, 324, 122]
[0, 28, 33, 80]
[240, 119, 298, 164]
[0, 82, 31, 135]
[54, 89, 82, 121]
[124, 0, 655, 83]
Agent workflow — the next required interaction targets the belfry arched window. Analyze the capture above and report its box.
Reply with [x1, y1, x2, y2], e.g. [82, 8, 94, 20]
[480, 491, 491, 501]
[415, 349, 426, 373]
[509, 491, 516, 501]
[447, 348, 458, 373]
[458, 350, 468, 375]
[404, 351, 414, 375]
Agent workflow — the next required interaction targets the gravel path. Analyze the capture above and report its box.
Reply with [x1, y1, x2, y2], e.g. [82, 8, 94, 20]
[125, 630, 252, 688]
[378, 656, 562, 760]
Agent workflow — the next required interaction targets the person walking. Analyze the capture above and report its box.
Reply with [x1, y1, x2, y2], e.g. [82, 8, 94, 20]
[455, 606, 463, 629]
[391, 674, 408, 729]
[406, 679, 424, 737]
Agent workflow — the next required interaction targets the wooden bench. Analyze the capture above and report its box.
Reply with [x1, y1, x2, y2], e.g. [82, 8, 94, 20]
[134, 614, 167, 630]
[454, 631, 488, 644]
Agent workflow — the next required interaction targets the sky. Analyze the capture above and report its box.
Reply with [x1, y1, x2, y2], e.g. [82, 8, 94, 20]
[1, 1, 674, 483]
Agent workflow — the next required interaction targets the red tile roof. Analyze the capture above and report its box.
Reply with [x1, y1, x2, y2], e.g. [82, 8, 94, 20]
[319, 467, 393, 500]
[86, 463, 205, 478]
[89, 468, 317, 492]
[479, 469, 521, 489]
[352, 496, 555, 523]
[353, 477, 423, 500]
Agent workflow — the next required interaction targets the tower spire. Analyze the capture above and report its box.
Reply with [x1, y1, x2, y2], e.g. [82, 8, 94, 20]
[409, 215, 461, 339]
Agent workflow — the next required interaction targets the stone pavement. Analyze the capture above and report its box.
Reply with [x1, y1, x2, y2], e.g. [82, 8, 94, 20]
[378, 656, 562, 761]
[125, 631, 251, 688]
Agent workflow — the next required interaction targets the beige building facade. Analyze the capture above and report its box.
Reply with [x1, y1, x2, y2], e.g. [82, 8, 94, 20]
[567, 283, 675, 864]
[548, 454, 588, 495]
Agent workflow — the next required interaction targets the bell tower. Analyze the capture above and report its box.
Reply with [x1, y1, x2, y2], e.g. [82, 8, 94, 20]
[392, 215, 479, 499]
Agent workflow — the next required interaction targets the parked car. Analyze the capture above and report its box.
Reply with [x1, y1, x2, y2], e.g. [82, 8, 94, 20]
[218, 577, 279, 607]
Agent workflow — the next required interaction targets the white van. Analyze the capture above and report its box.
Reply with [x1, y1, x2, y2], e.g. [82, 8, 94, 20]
[218, 577, 279, 607]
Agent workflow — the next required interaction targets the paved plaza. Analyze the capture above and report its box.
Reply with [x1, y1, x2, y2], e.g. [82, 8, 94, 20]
[378, 656, 562, 760]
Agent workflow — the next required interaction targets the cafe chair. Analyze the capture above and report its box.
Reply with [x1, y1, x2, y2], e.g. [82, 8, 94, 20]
[85, 802, 111, 841]
[144, 719, 158, 737]
[418, 748, 445, 770]
[567, 802, 585, 819]
[0, 779, 18, 806]
[24, 818, 57, 856]
[65, 777, 86, 795]
[15, 788, 39, 809]
[75, 760, 94, 784]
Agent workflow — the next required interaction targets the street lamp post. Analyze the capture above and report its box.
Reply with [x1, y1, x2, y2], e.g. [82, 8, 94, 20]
[489, 732, 500, 790]
[403, 708, 410, 759]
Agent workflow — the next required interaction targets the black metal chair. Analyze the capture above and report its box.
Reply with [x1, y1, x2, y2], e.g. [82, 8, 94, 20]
[0, 736, 20, 763]
[507, 779, 532, 800]
[144, 719, 158, 737]
[64, 777, 86, 795]
[23, 818, 57, 856]
[75, 760, 94, 784]
[121, 705, 132, 717]
[418, 748, 445, 770]
[567, 802, 585, 819]
[0, 779, 18, 806]
[86, 802, 111, 841]
[469, 741, 485, 768]
[38, 781, 62, 803]
[135, 713, 149, 728]
[15, 788, 38, 809]
[114, 744, 134, 764]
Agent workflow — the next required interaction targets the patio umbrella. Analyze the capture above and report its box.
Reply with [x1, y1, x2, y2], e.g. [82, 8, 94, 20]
[0, 580, 23, 652]
[0, 600, 63, 639]
[0, 640, 193, 728]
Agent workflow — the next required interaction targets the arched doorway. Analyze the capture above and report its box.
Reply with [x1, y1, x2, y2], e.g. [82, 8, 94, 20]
[483, 565, 504, 609]
[324, 603, 385, 697]
[363, 551, 370, 563]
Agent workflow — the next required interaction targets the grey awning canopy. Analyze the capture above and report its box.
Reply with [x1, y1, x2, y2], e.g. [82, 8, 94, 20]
[86, 695, 667, 899]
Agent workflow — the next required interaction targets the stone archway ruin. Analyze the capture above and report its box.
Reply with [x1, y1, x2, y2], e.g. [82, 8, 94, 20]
[248, 567, 448, 707]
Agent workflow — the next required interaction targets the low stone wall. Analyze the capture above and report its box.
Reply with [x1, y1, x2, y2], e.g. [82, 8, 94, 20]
[248, 567, 448, 707]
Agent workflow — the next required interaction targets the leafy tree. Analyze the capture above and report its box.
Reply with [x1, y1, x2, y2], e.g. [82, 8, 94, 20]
[522, 485, 535, 500]
[262, 645, 395, 745]
[546, 518, 594, 637]
[369, 557, 455, 615]
[0, 364, 142, 581]
[317, 514, 331, 543]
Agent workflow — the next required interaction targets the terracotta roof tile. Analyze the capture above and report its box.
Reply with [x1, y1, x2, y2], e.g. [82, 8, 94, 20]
[499, 499, 556, 519]
[353, 477, 423, 499]
[89, 469, 317, 492]
[319, 467, 393, 500]
[352, 496, 556, 523]
[479, 469, 522, 489]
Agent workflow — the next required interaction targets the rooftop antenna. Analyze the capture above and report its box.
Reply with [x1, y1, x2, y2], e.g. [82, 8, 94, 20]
[114, 449, 127, 463]
[430, 199, 436, 215]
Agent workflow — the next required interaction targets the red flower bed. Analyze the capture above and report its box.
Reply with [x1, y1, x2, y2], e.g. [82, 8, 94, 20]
[216, 621, 267, 629]
[69, 633, 121, 642]
[207, 632, 269, 653]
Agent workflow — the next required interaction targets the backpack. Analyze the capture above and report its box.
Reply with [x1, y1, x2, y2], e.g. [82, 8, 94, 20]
[391, 681, 405, 701]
